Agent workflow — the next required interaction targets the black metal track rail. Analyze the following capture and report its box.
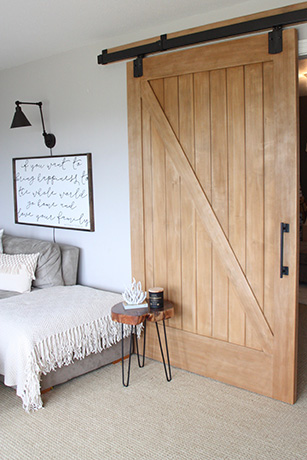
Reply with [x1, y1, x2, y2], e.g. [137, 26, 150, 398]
[98, 8, 307, 64]
[97, 7, 307, 76]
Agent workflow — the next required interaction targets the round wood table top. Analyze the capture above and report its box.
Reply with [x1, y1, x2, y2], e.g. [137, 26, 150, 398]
[111, 300, 174, 326]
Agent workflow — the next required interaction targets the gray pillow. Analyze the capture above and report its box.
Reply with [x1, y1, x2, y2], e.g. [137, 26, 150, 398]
[59, 243, 79, 286]
[2, 234, 64, 288]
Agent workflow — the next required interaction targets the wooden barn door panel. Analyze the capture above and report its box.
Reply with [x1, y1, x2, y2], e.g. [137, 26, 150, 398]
[127, 29, 298, 403]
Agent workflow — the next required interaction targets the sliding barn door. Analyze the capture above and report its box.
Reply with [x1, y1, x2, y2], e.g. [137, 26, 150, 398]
[127, 29, 298, 403]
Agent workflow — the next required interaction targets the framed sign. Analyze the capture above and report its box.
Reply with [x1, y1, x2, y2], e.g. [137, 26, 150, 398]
[13, 153, 95, 231]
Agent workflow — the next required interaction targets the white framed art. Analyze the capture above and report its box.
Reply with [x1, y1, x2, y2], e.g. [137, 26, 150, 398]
[13, 153, 95, 231]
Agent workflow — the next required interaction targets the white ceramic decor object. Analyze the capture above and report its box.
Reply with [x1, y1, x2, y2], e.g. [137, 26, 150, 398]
[122, 278, 147, 305]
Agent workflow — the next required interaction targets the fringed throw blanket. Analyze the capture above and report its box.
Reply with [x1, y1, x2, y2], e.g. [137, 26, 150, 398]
[0, 285, 135, 412]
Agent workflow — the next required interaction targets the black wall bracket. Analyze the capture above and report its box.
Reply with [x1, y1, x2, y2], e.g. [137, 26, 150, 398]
[134, 56, 144, 77]
[269, 26, 283, 54]
[132, 34, 167, 77]
[98, 8, 307, 76]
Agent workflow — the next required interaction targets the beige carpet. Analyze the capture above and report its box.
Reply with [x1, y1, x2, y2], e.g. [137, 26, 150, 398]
[1, 307, 307, 460]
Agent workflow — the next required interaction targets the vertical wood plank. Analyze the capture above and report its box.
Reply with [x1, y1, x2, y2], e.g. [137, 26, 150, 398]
[245, 63, 264, 350]
[142, 105, 154, 289]
[164, 76, 182, 329]
[210, 69, 229, 341]
[194, 71, 212, 337]
[272, 28, 298, 403]
[127, 62, 145, 286]
[263, 61, 276, 331]
[150, 79, 167, 291]
[227, 66, 246, 346]
[179, 74, 197, 333]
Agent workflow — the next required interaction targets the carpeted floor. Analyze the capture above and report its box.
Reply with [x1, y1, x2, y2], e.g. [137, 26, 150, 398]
[1, 306, 307, 460]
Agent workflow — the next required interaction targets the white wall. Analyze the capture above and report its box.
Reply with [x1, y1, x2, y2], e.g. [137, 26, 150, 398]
[0, 0, 306, 292]
[0, 47, 132, 292]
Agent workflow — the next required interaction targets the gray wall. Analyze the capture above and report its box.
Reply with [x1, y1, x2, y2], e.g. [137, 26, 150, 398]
[0, 0, 305, 292]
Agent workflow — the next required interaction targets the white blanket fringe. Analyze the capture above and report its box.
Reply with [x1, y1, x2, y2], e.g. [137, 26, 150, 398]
[22, 316, 139, 412]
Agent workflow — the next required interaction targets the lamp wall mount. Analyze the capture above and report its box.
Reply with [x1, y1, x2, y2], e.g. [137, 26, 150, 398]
[10, 100, 56, 149]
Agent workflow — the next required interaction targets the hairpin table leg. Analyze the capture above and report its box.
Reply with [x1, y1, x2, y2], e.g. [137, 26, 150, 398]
[134, 320, 146, 368]
[112, 301, 174, 387]
[155, 319, 172, 382]
[121, 323, 134, 387]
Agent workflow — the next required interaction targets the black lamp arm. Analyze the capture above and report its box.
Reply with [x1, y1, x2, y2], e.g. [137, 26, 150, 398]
[38, 103, 47, 135]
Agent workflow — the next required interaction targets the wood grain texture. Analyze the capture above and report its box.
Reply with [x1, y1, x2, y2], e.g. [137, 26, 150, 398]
[210, 69, 229, 342]
[263, 61, 277, 332]
[272, 28, 299, 404]
[151, 80, 168, 291]
[127, 29, 298, 403]
[179, 74, 197, 333]
[143, 321, 273, 397]
[227, 66, 246, 346]
[141, 79, 273, 354]
[127, 64, 145, 286]
[164, 76, 182, 329]
[194, 71, 212, 337]
[142, 104, 154, 288]
[245, 63, 264, 351]
[111, 301, 174, 326]
[142, 33, 272, 80]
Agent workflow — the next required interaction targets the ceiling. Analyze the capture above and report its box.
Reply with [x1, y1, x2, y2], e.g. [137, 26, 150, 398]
[0, 0, 288, 71]
[1, 0, 306, 94]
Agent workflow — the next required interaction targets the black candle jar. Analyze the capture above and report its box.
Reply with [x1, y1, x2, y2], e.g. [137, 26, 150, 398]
[148, 287, 164, 309]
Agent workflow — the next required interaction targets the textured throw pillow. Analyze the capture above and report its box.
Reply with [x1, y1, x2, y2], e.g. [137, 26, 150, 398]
[0, 253, 39, 293]
[2, 235, 64, 288]
[0, 229, 3, 253]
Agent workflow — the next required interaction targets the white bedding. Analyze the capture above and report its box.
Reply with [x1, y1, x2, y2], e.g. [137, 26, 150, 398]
[0, 285, 133, 412]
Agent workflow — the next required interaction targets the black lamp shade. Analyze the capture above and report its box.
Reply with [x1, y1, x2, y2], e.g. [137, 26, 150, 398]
[10, 106, 32, 128]
[10, 100, 56, 149]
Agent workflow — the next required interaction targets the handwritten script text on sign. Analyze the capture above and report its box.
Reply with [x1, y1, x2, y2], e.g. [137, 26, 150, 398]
[14, 155, 93, 230]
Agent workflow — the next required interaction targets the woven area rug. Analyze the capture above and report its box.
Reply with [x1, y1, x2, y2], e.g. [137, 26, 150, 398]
[1, 306, 307, 460]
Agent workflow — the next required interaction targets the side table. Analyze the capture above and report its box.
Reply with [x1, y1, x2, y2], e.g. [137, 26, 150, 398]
[111, 301, 174, 387]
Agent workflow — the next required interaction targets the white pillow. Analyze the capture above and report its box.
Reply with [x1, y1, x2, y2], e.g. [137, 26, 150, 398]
[0, 229, 3, 253]
[0, 253, 39, 293]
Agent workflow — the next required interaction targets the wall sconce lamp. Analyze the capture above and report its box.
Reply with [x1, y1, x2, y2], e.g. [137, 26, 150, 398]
[10, 101, 56, 149]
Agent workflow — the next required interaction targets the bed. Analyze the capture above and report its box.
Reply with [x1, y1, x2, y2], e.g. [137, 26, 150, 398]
[0, 232, 131, 412]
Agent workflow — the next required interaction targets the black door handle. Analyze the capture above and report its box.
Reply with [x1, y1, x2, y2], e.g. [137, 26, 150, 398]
[280, 222, 289, 278]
